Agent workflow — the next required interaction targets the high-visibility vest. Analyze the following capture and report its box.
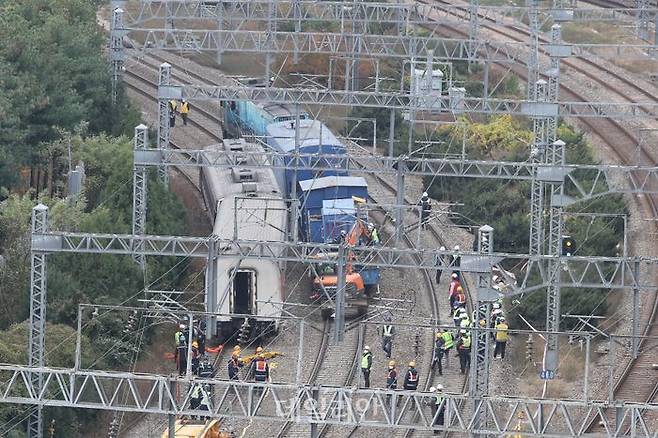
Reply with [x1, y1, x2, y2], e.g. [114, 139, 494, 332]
[180, 102, 190, 114]
[371, 228, 380, 243]
[460, 317, 471, 328]
[387, 369, 397, 387]
[441, 331, 454, 349]
[361, 352, 372, 369]
[495, 323, 509, 342]
[461, 335, 471, 348]
[407, 369, 418, 382]
[435, 394, 443, 405]
[383, 325, 394, 337]
[255, 360, 267, 372]
[168, 100, 177, 111]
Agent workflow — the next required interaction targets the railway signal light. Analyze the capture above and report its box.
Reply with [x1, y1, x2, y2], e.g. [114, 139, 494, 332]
[561, 236, 575, 256]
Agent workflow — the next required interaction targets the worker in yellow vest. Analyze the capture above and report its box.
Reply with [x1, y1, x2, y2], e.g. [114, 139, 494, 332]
[179, 99, 190, 125]
[168, 99, 177, 127]
[494, 317, 509, 359]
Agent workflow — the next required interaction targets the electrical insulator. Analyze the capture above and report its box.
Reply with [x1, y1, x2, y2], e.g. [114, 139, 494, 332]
[525, 335, 534, 363]
[237, 318, 251, 345]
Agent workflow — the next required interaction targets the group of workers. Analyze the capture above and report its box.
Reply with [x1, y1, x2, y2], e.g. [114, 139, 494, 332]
[333, 222, 380, 246]
[167, 99, 191, 127]
[174, 321, 208, 376]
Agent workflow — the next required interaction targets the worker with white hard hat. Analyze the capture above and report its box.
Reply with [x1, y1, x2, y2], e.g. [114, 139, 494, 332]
[419, 191, 431, 230]
[361, 345, 373, 388]
[436, 246, 447, 284]
[429, 384, 445, 432]
[448, 272, 461, 313]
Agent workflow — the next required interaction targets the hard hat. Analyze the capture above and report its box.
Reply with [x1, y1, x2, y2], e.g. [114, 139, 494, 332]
[493, 302, 501, 310]
[459, 329, 468, 335]
[458, 308, 467, 315]
[499, 316, 506, 322]
[408, 360, 416, 367]
[479, 319, 486, 327]
[256, 346, 264, 353]
[492, 309, 502, 315]
[422, 192, 428, 197]
[340, 230, 346, 235]
[456, 286, 463, 292]
[436, 384, 444, 391]
[429, 386, 436, 393]
[388, 360, 396, 367]
[451, 273, 458, 279]
[454, 245, 460, 251]
[435, 332, 442, 339]
[364, 345, 370, 351]
[179, 324, 185, 330]
[439, 246, 446, 251]
[192, 341, 199, 348]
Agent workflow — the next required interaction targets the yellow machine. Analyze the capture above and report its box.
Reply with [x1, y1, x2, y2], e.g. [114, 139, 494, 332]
[238, 350, 282, 366]
[161, 419, 229, 438]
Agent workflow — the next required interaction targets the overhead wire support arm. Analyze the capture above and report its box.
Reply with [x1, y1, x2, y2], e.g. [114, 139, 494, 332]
[31, 229, 658, 291]
[172, 82, 658, 118]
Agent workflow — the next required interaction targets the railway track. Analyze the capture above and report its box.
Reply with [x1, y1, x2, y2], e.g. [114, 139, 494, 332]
[424, 0, 658, 429]
[124, 50, 478, 437]
[121, 3, 658, 428]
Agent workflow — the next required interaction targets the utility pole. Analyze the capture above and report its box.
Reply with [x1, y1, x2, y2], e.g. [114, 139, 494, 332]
[469, 225, 497, 437]
[468, 0, 479, 72]
[27, 204, 49, 438]
[131, 125, 148, 270]
[526, 0, 539, 100]
[157, 63, 174, 187]
[636, 0, 650, 41]
[334, 244, 347, 343]
[109, 6, 126, 106]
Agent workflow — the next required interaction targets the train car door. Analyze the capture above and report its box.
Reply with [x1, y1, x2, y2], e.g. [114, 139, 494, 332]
[232, 269, 255, 315]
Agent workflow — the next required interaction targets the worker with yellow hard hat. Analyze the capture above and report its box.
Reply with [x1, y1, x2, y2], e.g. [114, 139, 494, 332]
[403, 361, 419, 390]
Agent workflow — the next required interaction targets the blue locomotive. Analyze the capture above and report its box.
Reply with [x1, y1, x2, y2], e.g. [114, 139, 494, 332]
[223, 100, 380, 293]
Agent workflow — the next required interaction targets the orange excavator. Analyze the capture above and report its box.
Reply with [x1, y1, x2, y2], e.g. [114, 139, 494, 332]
[311, 219, 379, 316]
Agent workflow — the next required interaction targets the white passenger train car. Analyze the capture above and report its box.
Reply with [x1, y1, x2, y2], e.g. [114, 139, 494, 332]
[200, 138, 287, 341]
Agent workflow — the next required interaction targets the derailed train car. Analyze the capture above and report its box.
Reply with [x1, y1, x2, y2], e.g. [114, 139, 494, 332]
[200, 138, 287, 342]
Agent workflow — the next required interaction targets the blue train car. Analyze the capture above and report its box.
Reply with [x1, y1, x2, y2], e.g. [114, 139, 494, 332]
[223, 101, 308, 137]
[298, 176, 368, 242]
[266, 120, 349, 195]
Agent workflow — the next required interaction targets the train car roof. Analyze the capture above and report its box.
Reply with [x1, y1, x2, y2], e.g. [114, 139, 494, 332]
[203, 140, 287, 245]
[299, 176, 368, 192]
[261, 103, 307, 118]
[265, 119, 343, 152]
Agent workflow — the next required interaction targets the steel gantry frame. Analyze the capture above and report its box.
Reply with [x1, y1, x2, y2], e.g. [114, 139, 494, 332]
[131, 124, 149, 270]
[109, 4, 127, 106]
[27, 205, 48, 438]
[543, 23, 568, 374]
[469, 225, 497, 437]
[155, 79, 658, 118]
[157, 62, 175, 186]
[3, 363, 658, 437]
